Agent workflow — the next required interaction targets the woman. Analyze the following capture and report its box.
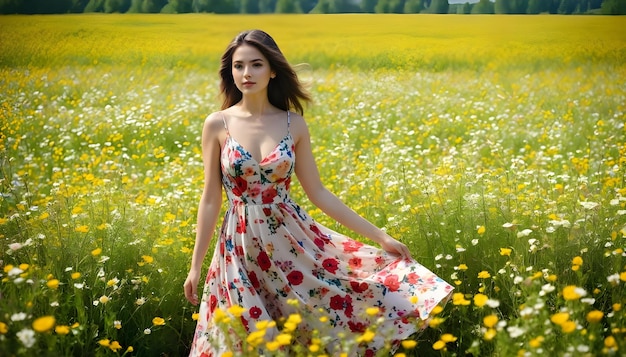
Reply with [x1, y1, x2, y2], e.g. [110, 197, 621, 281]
[183, 29, 453, 356]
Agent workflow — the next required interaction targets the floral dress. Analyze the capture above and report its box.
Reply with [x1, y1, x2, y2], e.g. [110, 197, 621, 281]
[189, 112, 453, 356]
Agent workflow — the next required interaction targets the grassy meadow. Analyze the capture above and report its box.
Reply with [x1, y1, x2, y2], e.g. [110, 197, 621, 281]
[1, 14, 625, 356]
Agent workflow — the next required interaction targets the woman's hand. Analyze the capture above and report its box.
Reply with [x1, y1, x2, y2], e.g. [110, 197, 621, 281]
[183, 269, 201, 306]
[379, 235, 413, 259]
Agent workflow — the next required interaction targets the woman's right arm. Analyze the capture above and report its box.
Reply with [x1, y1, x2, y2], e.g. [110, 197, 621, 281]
[183, 112, 224, 306]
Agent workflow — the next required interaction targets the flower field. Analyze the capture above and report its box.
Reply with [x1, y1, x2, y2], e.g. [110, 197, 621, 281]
[1, 14, 625, 356]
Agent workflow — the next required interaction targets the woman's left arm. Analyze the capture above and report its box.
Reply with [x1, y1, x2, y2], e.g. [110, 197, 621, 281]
[292, 114, 412, 258]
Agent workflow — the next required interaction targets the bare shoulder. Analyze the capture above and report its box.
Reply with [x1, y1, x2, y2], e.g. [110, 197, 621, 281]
[289, 111, 310, 141]
[202, 111, 227, 136]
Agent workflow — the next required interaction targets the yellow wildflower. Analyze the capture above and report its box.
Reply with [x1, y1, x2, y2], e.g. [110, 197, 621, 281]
[440, 334, 457, 343]
[499, 248, 512, 256]
[477, 271, 491, 279]
[91, 248, 102, 256]
[550, 312, 570, 325]
[227, 305, 246, 318]
[266, 341, 280, 351]
[47, 279, 60, 289]
[71, 272, 81, 279]
[357, 329, 375, 343]
[246, 330, 266, 347]
[562, 285, 585, 300]
[0, 322, 8, 334]
[192, 313, 199, 321]
[477, 226, 486, 235]
[109, 341, 122, 352]
[365, 307, 380, 316]
[483, 314, 498, 328]
[473, 293, 488, 307]
[529, 336, 544, 348]
[152, 317, 165, 326]
[401, 340, 417, 349]
[75, 225, 89, 233]
[452, 293, 471, 306]
[433, 340, 446, 350]
[561, 320, 576, 333]
[572, 256, 583, 266]
[484, 328, 496, 341]
[604, 336, 617, 348]
[213, 309, 229, 324]
[275, 333, 292, 346]
[55, 325, 70, 335]
[428, 317, 444, 328]
[586, 310, 604, 323]
[98, 339, 111, 347]
[32, 316, 55, 333]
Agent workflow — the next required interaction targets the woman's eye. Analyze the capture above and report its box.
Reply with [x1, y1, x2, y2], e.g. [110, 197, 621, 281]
[234, 64, 242, 69]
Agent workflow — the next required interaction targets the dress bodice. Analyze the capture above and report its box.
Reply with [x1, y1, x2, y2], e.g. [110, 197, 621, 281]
[220, 132, 295, 206]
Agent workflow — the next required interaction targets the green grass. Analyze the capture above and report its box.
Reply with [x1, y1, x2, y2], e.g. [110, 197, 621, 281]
[1, 14, 625, 357]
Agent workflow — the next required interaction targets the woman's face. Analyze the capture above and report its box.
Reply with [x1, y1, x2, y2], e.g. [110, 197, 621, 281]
[231, 44, 275, 96]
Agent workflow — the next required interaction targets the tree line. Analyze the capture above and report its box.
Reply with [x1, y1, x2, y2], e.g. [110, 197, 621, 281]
[1, 0, 625, 14]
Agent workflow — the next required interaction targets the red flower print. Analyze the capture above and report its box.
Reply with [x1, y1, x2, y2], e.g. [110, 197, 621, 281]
[287, 270, 304, 286]
[350, 281, 369, 293]
[348, 321, 367, 333]
[249, 306, 262, 319]
[263, 207, 272, 216]
[232, 176, 247, 197]
[384, 274, 401, 292]
[407, 272, 420, 284]
[200, 352, 212, 357]
[248, 182, 261, 198]
[364, 349, 375, 357]
[322, 258, 339, 274]
[329, 294, 344, 310]
[209, 295, 218, 313]
[375, 256, 385, 266]
[314, 238, 325, 251]
[261, 186, 278, 204]
[310, 224, 325, 238]
[344, 294, 353, 318]
[257, 251, 272, 271]
[348, 257, 362, 269]
[342, 240, 364, 253]
[248, 271, 260, 289]
[236, 214, 246, 233]
[235, 245, 244, 257]
[285, 177, 291, 190]
[241, 317, 249, 332]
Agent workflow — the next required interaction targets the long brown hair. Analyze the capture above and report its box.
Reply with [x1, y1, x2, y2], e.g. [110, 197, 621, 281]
[219, 30, 311, 115]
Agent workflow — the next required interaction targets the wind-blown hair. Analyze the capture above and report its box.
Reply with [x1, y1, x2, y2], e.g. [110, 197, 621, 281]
[219, 30, 311, 115]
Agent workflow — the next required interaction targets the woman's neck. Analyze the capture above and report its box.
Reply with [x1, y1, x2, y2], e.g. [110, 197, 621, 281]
[237, 95, 276, 117]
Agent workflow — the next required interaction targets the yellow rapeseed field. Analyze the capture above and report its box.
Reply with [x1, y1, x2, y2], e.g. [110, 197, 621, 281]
[0, 14, 624, 70]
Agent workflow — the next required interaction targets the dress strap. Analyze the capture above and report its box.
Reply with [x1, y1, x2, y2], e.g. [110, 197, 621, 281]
[287, 111, 291, 132]
[221, 112, 229, 135]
